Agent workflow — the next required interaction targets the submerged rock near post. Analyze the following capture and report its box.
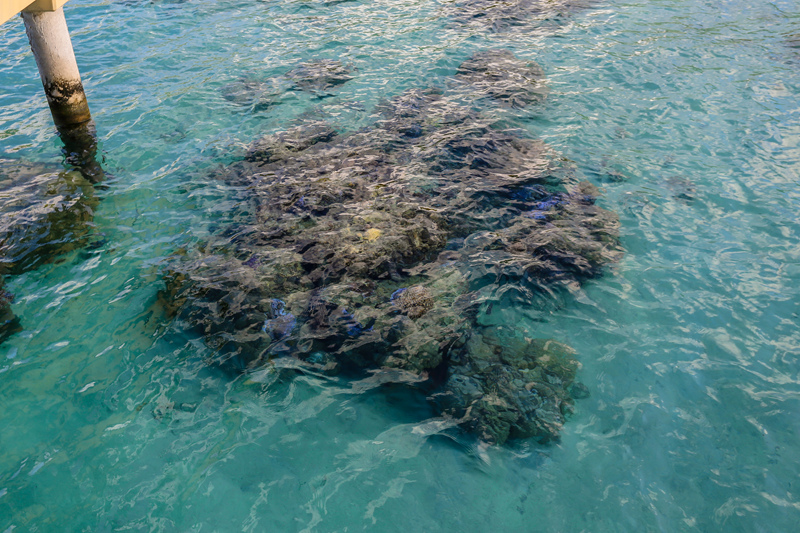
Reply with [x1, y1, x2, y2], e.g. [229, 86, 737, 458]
[0, 159, 100, 344]
[786, 33, 800, 61]
[165, 50, 622, 444]
[0, 160, 98, 276]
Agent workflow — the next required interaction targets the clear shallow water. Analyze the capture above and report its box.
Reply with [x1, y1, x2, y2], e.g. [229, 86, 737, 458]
[1, 0, 799, 530]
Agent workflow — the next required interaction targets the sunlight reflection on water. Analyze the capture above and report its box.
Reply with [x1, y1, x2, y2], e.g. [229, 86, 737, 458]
[1, 0, 800, 530]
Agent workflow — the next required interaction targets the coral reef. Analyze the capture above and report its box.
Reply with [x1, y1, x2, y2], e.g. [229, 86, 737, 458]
[0, 159, 100, 344]
[0, 161, 98, 276]
[246, 121, 338, 164]
[453, 49, 548, 108]
[0, 278, 20, 344]
[395, 285, 435, 319]
[438, 331, 582, 443]
[285, 59, 355, 93]
[221, 77, 284, 111]
[443, 0, 599, 33]
[221, 59, 355, 110]
[165, 49, 622, 444]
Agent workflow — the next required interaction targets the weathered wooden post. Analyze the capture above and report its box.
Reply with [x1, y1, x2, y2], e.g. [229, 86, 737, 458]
[21, 5, 92, 129]
[1, 1, 104, 346]
[2, 0, 103, 182]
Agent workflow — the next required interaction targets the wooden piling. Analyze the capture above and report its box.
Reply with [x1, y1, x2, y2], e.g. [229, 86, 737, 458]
[21, 7, 91, 128]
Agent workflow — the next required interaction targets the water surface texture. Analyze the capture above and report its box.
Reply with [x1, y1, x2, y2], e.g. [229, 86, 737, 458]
[2, 0, 800, 530]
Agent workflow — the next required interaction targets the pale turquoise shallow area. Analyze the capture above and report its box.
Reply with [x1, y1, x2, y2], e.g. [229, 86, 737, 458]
[1, 0, 800, 531]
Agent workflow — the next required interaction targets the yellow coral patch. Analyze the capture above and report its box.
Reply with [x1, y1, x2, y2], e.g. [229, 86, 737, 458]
[363, 228, 382, 242]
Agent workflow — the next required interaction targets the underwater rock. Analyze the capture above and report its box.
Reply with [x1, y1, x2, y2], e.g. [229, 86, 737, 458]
[160, 254, 287, 367]
[0, 280, 20, 344]
[164, 76, 622, 443]
[443, 0, 599, 33]
[246, 121, 338, 164]
[454, 49, 548, 108]
[395, 285, 434, 319]
[285, 59, 355, 93]
[569, 381, 590, 399]
[0, 159, 100, 344]
[0, 160, 99, 277]
[220, 77, 284, 111]
[663, 175, 696, 203]
[262, 299, 297, 341]
[438, 333, 580, 444]
[220, 61, 355, 110]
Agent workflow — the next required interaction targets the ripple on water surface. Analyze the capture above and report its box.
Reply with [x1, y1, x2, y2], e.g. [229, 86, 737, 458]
[1, 0, 800, 531]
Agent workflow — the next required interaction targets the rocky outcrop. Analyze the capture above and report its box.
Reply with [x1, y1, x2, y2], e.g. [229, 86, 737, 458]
[285, 59, 355, 93]
[0, 159, 100, 344]
[221, 59, 355, 111]
[166, 50, 622, 444]
[443, 0, 599, 33]
[453, 49, 548, 108]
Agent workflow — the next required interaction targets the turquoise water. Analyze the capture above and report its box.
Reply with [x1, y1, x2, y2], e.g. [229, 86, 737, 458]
[2, 0, 800, 530]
